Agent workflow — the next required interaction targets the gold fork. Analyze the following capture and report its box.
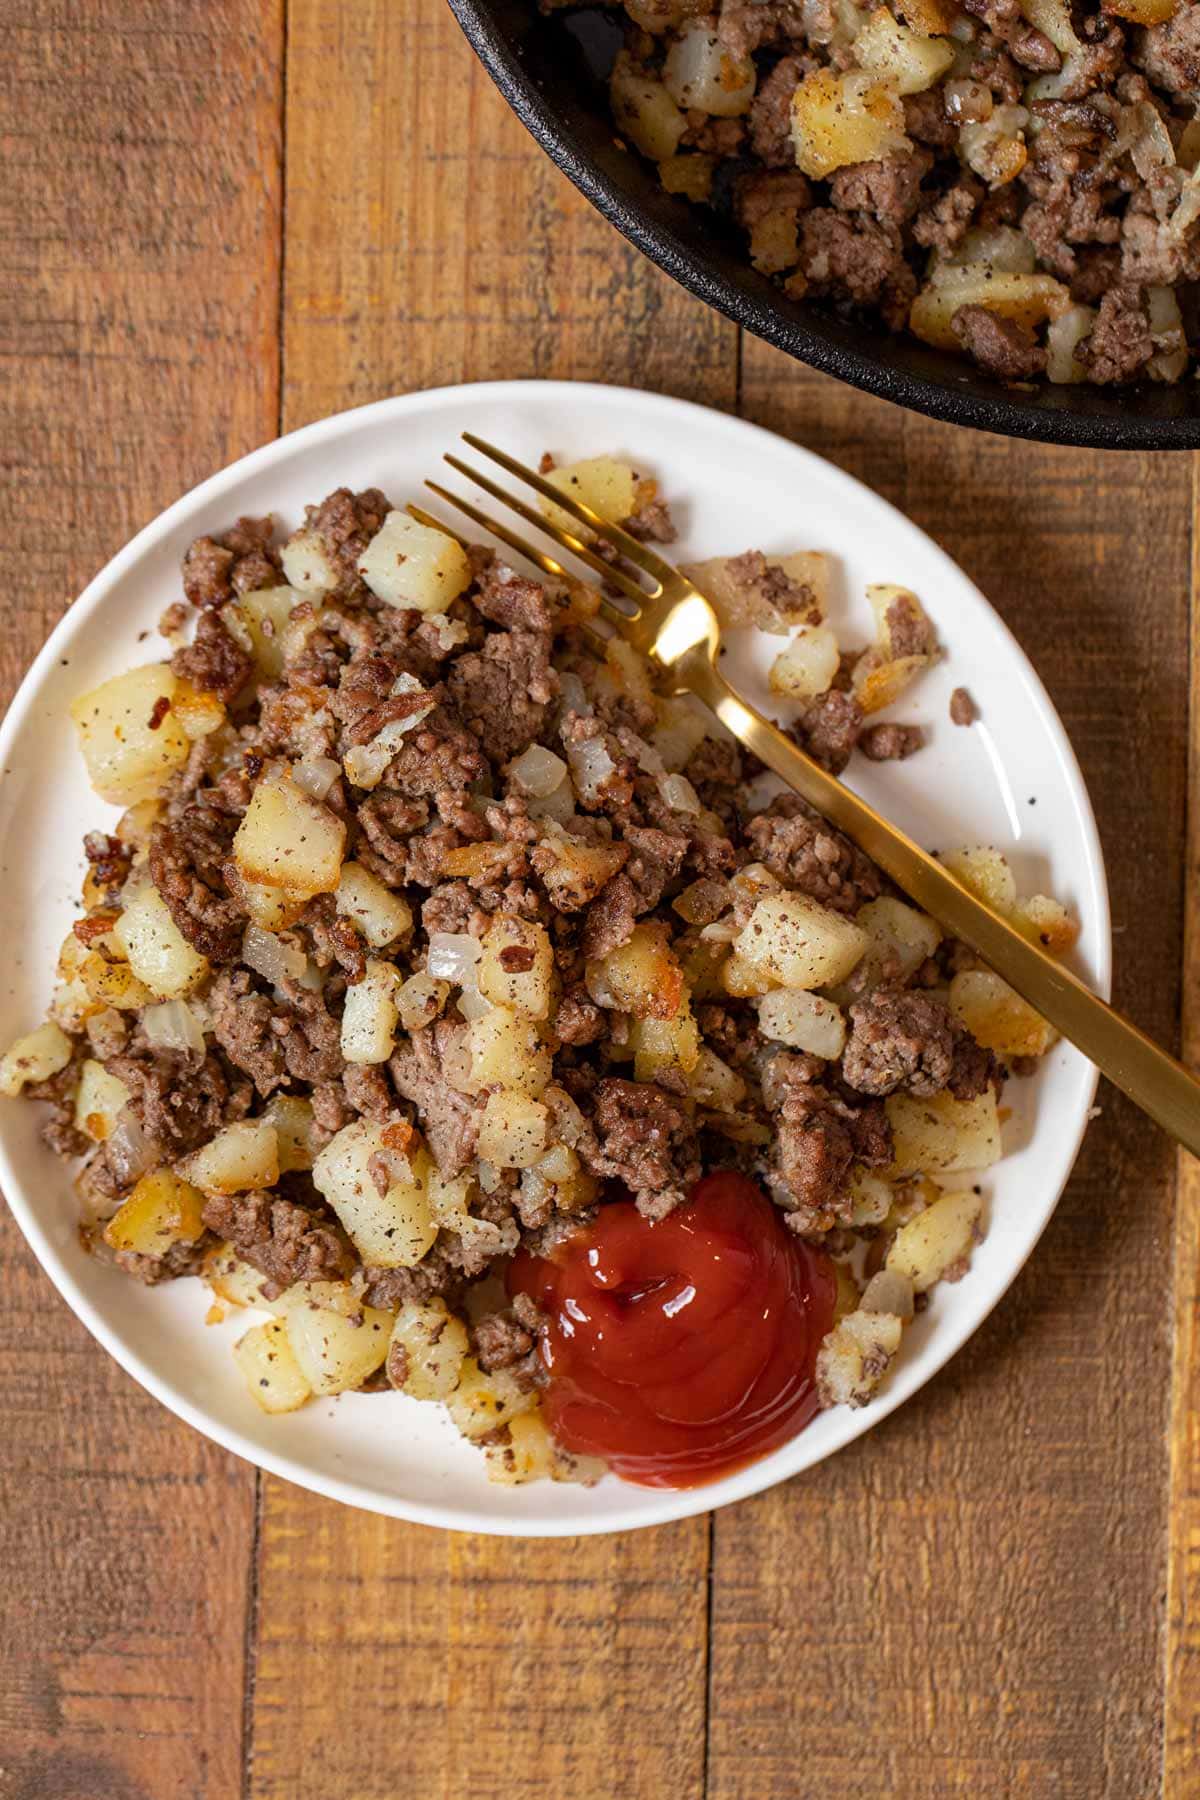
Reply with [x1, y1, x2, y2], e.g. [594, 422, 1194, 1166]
[414, 431, 1200, 1159]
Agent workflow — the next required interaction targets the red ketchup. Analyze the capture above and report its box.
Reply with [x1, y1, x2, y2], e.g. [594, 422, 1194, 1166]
[508, 1171, 836, 1489]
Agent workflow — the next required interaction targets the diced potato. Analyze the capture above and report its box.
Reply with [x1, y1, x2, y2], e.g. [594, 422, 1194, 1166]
[852, 650, 929, 714]
[357, 511, 472, 614]
[941, 845, 1017, 913]
[687, 1044, 746, 1109]
[533, 836, 628, 911]
[662, 24, 755, 115]
[768, 626, 841, 702]
[541, 455, 639, 548]
[1012, 892, 1078, 954]
[748, 208, 800, 276]
[477, 1091, 548, 1169]
[853, 7, 955, 92]
[280, 524, 340, 596]
[79, 950, 154, 1012]
[335, 861, 412, 950]
[735, 892, 867, 992]
[74, 1058, 131, 1142]
[910, 269, 1069, 351]
[887, 1188, 986, 1291]
[340, 958, 402, 1066]
[610, 53, 687, 161]
[114, 885, 209, 998]
[50, 975, 98, 1034]
[851, 897, 942, 992]
[179, 1119, 280, 1194]
[233, 586, 298, 680]
[468, 1007, 552, 1098]
[895, 0, 959, 31]
[722, 949, 777, 997]
[485, 1408, 559, 1485]
[757, 988, 846, 1058]
[629, 999, 701, 1081]
[312, 1123, 437, 1268]
[887, 1088, 1002, 1175]
[585, 921, 684, 1020]
[949, 968, 1057, 1058]
[866, 584, 934, 659]
[397, 971, 450, 1033]
[0, 1021, 73, 1096]
[791, 69, 911, 180]
[172, 680, 227, 739]
[233, 773, 346, 895]
[69, 664, 190, 806]
[262, 1094, 317, 1173]
[477, 916, 554, 1019]
[941, 224, 1037, 277]
[681, 552, 830, 631]
[659, 151, 716, 201]
[520, 1142, 599, 1217]
[233, 1317, 313, 1414]
[224, 861, 308, 931]
[281, 1281, 394, 1397]
[606, 635, 658, 715]
[958, 105, 1030, 188]
[849, 1170, 895, 1227]
[815, 1308, 904, 1408]
[1100, 0, 1175, 20]
[103, 1168, 207, 1257]
[387, 1298, 471, 1401]
[205, 1240, 275, 1309]
[446, 1355, 539, 1441]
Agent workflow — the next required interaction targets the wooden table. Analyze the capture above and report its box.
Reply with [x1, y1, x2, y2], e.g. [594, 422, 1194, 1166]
[1, 5, 1197, 1795]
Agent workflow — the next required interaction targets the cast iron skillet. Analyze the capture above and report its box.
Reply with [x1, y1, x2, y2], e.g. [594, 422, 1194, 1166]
[448, 0, 1200, 449]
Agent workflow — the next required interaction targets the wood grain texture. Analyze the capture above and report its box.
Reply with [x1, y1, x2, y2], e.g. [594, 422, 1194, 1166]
[713, 357, 1192, 1799]
[245, 9, 732, 1798]
[0, 4, 283, 1797]
[1165, 449, 1200, 1800]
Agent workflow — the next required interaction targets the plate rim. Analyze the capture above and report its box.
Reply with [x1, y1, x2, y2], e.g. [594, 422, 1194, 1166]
[0, 378, 1111, 1536]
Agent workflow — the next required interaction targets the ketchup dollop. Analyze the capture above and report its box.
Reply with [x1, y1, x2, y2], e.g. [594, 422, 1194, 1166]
[508, 1171, 837, 1489]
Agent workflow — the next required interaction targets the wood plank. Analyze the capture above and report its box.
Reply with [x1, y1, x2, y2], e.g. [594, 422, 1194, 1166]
[248, 7, 735, 1797]
[1164, 449, 1200, 1799]
[0, 3, 283, 1796]
[706, 354, 1192, 1798]
[251, 1489, 710, 1800]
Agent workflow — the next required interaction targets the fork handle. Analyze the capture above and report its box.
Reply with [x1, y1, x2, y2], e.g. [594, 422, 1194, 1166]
[682, 652, 1200, 1159]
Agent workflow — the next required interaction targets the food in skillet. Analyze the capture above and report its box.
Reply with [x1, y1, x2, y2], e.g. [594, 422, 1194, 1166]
[564, 0, 1200, 386]
[1, 457, 1075, 1487]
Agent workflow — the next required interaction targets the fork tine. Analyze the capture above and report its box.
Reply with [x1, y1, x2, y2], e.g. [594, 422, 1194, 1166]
[406, 502, 470, 551]
[421, 483, 627, 645]
[442, 452, 647, 610]
[459, 432, 672, 591]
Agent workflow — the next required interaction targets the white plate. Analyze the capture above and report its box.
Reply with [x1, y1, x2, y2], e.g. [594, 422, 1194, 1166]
[0, 381, 1109, 1536]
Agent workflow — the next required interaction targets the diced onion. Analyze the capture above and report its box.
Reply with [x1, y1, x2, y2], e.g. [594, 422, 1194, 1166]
[243, 923, 308, 987]
[141, 999, 207, 1056]
[456, 984, 493, 1021]
[427, 932, 482, 983]
[630, 735, 666, 776]
[291, 757, 341, 801]
[565, 734, 616, 804]
[107, 1107, 158, 1184]
[509, 743, 569, 798]
[476, 1159, 503, 1194]
[657, 772, 701, 815]
[558, 672, 592, 717]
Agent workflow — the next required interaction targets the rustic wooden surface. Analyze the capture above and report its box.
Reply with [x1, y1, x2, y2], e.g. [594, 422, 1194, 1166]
[0, 2, 1195, 1796]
